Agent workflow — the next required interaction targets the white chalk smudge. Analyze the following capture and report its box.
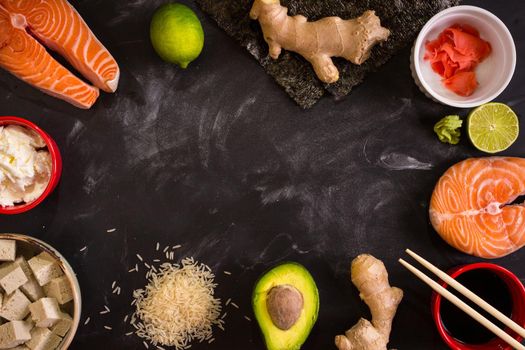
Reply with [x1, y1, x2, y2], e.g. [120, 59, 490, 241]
[83, 163, 110, 195]
[67, 120, 85, 145]
[378, 152, 433, 171]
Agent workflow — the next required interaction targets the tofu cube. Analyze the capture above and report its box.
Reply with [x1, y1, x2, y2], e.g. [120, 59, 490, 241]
[22, 316, 34, 333]
[0, 240, 15, 262]
[25, 327, 61, 350]
[49, 313, 71, 337]
[0, 264, 29, 295]
[0, 321, 31, 349]
[28, 253, 63, 287]
[28, 298, 61, 328]
[0, 290, 31, 321]
[43, 277, 72, 305]
[14, 257, 44, 302]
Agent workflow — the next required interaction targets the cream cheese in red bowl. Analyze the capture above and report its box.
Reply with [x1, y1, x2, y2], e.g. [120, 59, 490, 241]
[0, 116, 62, 215]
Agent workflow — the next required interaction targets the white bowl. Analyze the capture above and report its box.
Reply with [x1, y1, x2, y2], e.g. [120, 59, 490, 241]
[0, 233, 81, 349]
[411, 5, 516, 108]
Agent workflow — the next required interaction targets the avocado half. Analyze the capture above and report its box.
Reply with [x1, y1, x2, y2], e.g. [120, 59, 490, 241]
[252, 262, 319, 350]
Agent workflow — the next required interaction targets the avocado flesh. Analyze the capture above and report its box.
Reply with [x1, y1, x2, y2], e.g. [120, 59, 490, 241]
[253, 262, 319, 350]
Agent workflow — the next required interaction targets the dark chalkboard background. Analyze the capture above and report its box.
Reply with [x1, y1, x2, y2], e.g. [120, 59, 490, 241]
[1, 0, 524, 349]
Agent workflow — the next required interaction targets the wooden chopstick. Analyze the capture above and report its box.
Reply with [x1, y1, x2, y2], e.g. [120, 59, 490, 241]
[399, 258, 525, 350]
[406, 249, 525, 339]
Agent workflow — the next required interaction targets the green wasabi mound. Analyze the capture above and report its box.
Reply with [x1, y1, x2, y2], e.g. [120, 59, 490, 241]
[434, 115, 463, 145]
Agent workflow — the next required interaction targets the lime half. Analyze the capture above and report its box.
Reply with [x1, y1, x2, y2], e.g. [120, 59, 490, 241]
[467, 103, 519, 153]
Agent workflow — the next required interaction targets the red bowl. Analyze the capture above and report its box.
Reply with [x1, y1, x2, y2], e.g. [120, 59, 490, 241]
[0, 116, 62, 214]
[431, 263, 525, 350]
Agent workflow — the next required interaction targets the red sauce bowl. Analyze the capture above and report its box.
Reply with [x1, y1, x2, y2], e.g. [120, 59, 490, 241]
[431, 263, 525, 350]
[0, 116, 62, 215]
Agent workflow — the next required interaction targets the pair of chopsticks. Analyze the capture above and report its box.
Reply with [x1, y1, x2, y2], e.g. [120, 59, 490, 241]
[400, 249, 525, 350]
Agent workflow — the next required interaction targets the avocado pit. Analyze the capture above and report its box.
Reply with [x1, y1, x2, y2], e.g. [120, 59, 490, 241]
[266, 284, 304, 330]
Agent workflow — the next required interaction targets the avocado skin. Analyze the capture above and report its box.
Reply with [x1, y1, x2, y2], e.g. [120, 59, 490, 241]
[252, 262, 319, 350]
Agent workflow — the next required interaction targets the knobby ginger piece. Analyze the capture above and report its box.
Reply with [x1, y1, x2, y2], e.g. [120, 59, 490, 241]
[250, 0, 390, 83]
[335, 254, 403, 350]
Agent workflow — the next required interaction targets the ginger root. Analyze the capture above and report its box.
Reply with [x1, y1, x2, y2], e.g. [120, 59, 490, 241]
[335, 254, 403, 350]
[249, 0, 390, 83]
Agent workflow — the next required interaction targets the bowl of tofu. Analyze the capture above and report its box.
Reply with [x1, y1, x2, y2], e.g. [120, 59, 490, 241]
[0, 234, 80, 350]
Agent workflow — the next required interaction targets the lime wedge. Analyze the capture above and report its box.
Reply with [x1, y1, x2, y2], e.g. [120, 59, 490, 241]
[467, 103, 519, 153]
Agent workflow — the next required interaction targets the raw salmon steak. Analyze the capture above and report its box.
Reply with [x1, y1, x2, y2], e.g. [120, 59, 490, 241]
[0, 0, 119, 108]
[430, 157, 525, 259]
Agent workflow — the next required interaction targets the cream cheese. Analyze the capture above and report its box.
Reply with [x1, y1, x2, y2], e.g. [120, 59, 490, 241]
[0, 125, 52, 207]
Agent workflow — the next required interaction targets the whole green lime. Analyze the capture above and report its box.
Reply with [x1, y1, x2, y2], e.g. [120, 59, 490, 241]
[150, 3, 204, 68]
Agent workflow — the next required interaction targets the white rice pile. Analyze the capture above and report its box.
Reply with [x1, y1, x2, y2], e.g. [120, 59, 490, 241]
[131, 257, 223, 349]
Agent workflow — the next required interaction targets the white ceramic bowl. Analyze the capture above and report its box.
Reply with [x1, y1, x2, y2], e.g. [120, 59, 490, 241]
[411, 5, 516, 108]
[0, 233, 81, 349]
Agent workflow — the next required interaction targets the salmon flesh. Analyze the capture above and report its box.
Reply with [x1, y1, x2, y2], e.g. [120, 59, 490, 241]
[430, 157, 525, 258]
[0, 0, 119, 108]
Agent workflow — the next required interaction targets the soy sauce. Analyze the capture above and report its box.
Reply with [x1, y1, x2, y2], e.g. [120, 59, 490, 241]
[440, 269, 513, 344]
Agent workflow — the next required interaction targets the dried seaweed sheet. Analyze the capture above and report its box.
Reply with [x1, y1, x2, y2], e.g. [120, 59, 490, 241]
[196, 0, 459, 108]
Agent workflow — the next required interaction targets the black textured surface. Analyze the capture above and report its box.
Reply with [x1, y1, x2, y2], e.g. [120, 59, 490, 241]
[196, 0, 459, 108]
[0, 0, 524, 349]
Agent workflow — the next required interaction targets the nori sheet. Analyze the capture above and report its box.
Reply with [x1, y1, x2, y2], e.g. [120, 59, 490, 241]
[196, 0, 459, 108]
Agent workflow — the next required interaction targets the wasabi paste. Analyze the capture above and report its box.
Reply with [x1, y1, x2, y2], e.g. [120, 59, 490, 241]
[434, 115, 462, 145]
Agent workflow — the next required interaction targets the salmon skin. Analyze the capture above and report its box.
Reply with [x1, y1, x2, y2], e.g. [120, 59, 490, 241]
[430, 157, 525, 259]
[0, 0, 119, 108]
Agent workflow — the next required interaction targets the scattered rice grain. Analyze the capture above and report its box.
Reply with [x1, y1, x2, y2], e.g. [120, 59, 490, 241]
[136, 254, 144, 262]
[107, 228, 116, 233]
[79, 246, 87, 252]
[104, 326, 112, 330]
[223, 271, 231, 275]
[230, 302, 239, 309]
[84, 317, 90, 325]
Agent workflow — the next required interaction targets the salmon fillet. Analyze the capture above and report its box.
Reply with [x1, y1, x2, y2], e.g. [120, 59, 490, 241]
[0, 0, 119, 108]
[429, 157, 525, 259]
